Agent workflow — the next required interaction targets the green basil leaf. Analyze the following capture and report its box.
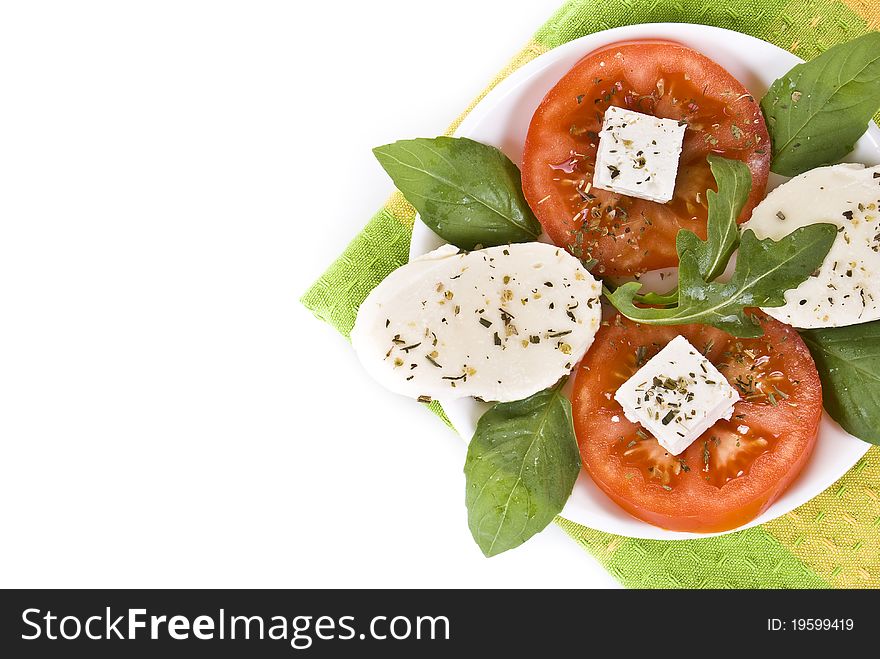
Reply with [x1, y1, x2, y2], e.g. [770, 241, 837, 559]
[761, 32, 880, 177]
[373, 137, 541, 250]
[464, 383, 580, 557]
[606, 225, 838, 337]
[636, 155, 751, 306]
[801, 321, 880, 445]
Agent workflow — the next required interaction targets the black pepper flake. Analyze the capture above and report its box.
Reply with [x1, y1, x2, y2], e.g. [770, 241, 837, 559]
[478, 318, 492, 328]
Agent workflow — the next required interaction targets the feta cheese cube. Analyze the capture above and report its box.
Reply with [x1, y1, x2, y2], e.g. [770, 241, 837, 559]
[613, 335, 739, 456]
[592, 106, 686, 204]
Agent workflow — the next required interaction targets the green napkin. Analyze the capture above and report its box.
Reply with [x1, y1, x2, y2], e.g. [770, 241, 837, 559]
[302, 0, 880, 588]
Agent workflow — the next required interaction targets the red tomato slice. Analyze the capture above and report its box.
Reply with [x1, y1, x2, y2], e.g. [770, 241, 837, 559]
[522, 40, 770, 277]
[571, 313, 821, 533]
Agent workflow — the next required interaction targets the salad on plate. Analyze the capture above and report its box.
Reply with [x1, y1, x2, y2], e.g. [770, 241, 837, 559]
[350, 29, 880, 556]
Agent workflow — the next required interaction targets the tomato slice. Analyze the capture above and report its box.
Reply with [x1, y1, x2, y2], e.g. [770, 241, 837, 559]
[522, 41, 770, 277]
[571, 312, 822, 533]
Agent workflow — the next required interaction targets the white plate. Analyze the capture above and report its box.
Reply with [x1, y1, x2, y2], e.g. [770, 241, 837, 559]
[409, 23, 878, 540]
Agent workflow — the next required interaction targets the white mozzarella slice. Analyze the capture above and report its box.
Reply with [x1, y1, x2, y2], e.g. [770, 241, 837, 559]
[592, 105, 686, 204]
[744, 163, 880, 328]
[351, 243, 602, 402]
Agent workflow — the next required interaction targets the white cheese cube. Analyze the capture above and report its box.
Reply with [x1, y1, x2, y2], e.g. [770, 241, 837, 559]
[592, 105, 686, 204]
[613, 335, 739, 456]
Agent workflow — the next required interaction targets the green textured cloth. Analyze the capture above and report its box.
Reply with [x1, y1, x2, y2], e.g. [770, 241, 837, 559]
[302, 0, 880, 588]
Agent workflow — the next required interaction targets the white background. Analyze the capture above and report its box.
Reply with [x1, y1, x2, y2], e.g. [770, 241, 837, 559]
[0, 0, 618, 587]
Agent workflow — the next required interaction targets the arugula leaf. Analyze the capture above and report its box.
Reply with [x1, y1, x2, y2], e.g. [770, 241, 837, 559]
[676, 155, 751, 282]
[606, 225, 838, 337]
[801, 321, 880, 445]
[373, 137, 541, 250]
[463, 382, 580, 557]
[761, 32, 880, 177]
[636, 155, 751, 306]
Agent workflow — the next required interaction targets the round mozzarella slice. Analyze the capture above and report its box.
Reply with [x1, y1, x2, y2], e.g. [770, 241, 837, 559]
[351, 242, 602, 402]
[744, 163, 880, 329]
